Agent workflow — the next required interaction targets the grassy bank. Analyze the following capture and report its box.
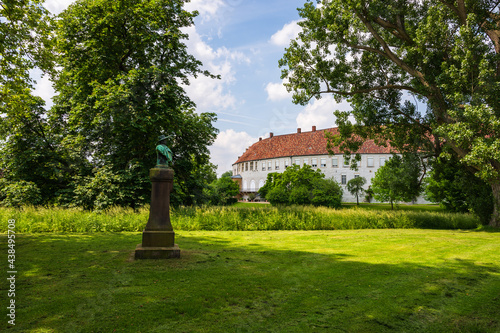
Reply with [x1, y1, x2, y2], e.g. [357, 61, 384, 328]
[1, 230, 499, 332]
[0, 204, 480, 233]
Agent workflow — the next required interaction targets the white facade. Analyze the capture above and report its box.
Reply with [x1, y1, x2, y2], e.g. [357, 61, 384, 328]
[233, 153, 428, 204]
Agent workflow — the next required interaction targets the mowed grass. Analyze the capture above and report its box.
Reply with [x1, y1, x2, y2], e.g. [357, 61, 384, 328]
[1, 229, 499, 332]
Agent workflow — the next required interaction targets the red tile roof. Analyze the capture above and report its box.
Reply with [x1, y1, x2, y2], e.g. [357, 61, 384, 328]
[233, 127, 394, 165]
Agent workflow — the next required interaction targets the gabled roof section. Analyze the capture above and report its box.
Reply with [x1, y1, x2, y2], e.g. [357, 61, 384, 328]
[233, 127, 393, 165]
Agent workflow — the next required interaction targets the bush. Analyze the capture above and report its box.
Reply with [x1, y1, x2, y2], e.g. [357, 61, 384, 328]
[0, 179, 42, 207]
[289, 186, 310, 205]
[266, 186, 289, 205]
[263, 165, 342, 207]
[311, 178, 343, 208]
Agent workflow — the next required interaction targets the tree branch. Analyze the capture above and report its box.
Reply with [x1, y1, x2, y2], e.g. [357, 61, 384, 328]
[320, 84, 420, 96]
[372, 16, 415, 45]
[342, 38, 389, 58]
[438, 0, 467, 25]
[354, 9, 431, 90]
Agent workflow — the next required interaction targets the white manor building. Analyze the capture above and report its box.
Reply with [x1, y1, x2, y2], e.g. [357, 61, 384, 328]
[232, 126, 427, 203]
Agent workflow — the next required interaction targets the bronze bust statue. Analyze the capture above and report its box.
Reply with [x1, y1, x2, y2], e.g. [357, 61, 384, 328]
[156, 135, 173, 167]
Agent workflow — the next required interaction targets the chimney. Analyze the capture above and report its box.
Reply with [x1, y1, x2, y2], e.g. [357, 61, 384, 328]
[297, 128, 301, 133]
[270, 132, 274, 138]
[312, 126, 316, 132]
[259, 137, 262, 141]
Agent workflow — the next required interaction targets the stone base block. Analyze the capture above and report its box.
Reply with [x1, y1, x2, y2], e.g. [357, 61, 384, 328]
[141, 230, 175, 247]
[135, 244, 180, 259]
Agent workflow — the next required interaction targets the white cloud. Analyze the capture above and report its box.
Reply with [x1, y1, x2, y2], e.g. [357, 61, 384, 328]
[265, 80, 291, 101]
[182, 26, 250, 113]
[44, 0, 75, 14]
[32, 73, 56, 109]
[210, 129, 257, 175]
[184, 0, 226, 22]
[296, 95, 352, 130]
[270, 20, 302, 47]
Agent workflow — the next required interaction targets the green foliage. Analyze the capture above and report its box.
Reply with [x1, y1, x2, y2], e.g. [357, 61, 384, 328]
[0, 205, 479, 233]
[346, 176, 367, 205]
[1, 0, 218, 209]
[371, 154, 423, 209]
[426, 156, 494, 225]
[71, 164, 149, 211]
[50, 0, 218, 208]
[0, 0, 68, 206]
[364, 186, 374, 203]
[261, 164, 342, 207]
[281, 0, 500, 226]
[265, 185, 290, 205]
[311, 178, 343, 208]
[204, 174, 240, 206]
[0, 179, 41, 207]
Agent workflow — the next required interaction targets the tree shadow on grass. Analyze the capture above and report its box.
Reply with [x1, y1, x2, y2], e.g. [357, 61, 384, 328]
[2, 232, 500, 333]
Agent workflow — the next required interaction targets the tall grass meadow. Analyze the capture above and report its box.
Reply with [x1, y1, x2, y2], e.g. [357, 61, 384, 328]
[0, 204, 479, 233]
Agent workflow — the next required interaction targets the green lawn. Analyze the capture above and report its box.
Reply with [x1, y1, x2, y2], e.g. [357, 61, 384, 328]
[2, 229, 499, 332]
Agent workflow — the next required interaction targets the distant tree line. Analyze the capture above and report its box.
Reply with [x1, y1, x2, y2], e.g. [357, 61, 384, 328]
[258, 154, 493, 225]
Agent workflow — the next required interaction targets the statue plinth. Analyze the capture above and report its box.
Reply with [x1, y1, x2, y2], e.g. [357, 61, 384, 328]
[135, 167, 180, 259]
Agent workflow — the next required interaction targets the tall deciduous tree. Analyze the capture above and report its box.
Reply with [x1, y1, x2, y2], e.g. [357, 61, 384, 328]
[426, 153, 494, 224]
[280, 0, 500, 226]
[371, 154, 423, 209]
[347, 176, 366, 205]
[0, 1, 73, 204]
[51, 0, 218, 207]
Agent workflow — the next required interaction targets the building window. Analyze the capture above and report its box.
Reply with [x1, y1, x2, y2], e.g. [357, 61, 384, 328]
[320, 158, 326, 167]
[354, 174, 360, 178]
[332, 158, 338, 168]
[268, 161, 272, 170]
[312, 158, 317, 167]
[262, 162, 265, 171]
[380, 157, 386, 166]
[250, 161, 253, 171]
[303, 158, 308, 166]
[343, 158, 349, 167]
[367, 157, 374, 167]
[285, 160, 289, 168]
[275, 160, 280, 170]
[341, 174, 347, 185]
[245, 163, 248, 171]
[294, 158, 300, 165]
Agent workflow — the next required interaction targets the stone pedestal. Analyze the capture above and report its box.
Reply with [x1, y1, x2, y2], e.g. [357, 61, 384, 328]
[135, 167, 180, 259]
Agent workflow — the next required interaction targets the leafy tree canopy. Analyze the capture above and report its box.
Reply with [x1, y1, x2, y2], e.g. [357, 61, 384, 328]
[281, 0, 500, 226]
[260, 164, 343, 207]
[371, 154, 424, 209]
[1, 0, 219, 209]
[52, 0, 219, 208]
[426, 153, 493, 224]
[347, 176, 367, 205]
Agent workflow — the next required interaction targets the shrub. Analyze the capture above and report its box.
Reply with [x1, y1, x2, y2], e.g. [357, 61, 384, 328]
[311, 178, 343, 208]
[0, 179, 42, 207]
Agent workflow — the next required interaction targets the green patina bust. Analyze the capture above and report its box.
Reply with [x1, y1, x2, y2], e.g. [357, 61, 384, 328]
[156, 135, 173, 167]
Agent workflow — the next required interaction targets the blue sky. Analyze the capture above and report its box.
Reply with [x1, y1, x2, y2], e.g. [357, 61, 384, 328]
[37, 0, 351, 175]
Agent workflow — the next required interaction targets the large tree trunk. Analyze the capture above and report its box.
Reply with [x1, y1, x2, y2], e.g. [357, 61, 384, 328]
[490, 181, 500, 227]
